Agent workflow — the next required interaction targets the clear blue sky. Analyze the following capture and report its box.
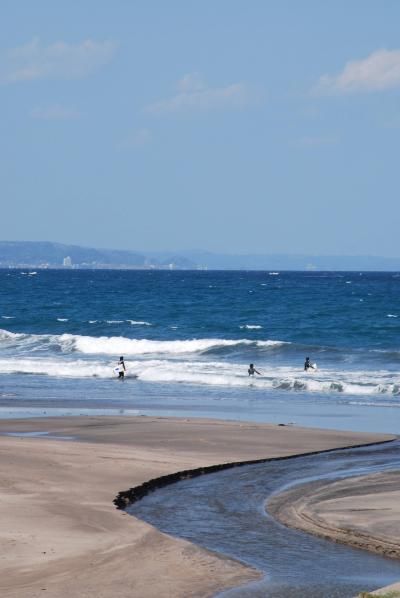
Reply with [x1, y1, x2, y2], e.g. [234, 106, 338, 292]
[2, 1, 400, 256]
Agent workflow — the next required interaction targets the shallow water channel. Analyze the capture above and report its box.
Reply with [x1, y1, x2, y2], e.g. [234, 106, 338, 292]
[127, 441, 400, 598]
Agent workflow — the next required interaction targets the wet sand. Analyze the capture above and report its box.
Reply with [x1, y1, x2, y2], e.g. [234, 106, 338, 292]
[0, 415, 395, 598]
[268, 470, 400, 595]
[268, 470, 400, 559]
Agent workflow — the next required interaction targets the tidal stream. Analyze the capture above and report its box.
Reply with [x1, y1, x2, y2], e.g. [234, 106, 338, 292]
[127, 441, 400, 597]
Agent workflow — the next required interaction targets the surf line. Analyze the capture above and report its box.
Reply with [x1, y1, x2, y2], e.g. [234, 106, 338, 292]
[113, 437, 396, 509]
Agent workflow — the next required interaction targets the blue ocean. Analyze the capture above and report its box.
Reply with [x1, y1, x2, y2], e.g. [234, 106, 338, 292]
[1, 269, 399, 432]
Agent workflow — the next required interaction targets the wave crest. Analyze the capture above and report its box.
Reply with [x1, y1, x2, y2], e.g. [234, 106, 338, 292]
[0, 328, 287, 356]
[0, 350, 399, 399]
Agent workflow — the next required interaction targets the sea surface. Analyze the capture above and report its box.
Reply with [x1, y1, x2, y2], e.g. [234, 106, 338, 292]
[1, 269, 399, 432]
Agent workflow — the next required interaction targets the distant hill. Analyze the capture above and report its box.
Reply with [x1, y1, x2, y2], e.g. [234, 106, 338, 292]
[0, 241, 147, 267]
[1, 241, 400, 270]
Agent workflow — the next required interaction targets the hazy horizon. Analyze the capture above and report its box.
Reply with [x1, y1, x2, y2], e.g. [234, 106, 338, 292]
[2, 239, 400, 261]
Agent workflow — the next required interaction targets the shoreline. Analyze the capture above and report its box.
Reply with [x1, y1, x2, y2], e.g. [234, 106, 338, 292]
[267, 468, 400, 561]
[114, 438, 397, 510]
[0, 415, 397, 598]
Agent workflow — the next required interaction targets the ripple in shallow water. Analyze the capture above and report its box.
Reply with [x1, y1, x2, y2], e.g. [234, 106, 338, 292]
[128, 442, 400, 598]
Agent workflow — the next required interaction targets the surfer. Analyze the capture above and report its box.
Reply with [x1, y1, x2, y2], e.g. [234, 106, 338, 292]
[304, 357, 315, 371]
[117, 356, 126, 379]
[248, 363, 261, 376]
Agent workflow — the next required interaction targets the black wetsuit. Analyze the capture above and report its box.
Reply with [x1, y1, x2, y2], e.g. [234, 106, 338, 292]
[118, 360, 125, 378]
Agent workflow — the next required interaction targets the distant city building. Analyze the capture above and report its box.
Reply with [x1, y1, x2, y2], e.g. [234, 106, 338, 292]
[63, 256, 72, 267]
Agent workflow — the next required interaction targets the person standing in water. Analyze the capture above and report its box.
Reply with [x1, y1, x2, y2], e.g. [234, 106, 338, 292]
[248, 363, 261, 376]
[117, 356, 126, 379]
[304, 357, 315, 371]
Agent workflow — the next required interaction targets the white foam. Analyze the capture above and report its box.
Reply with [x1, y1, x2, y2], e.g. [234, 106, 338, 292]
[126, 320, 152, 326]
[387, 314, 398, 318]
[136, 363, 400, 396]
[57, 318, 69, 322]
[0, 328, 287, 356]
[106, 320, 124, 324]
[240, 325, 263, 330]
[0, 349, 399, 397]
[69, 335, 286, 356]
[1, 327, 399, 398]
[0, 357, 113, 378]
[0, 329, 25, 341]
[1, 316, 14, 319]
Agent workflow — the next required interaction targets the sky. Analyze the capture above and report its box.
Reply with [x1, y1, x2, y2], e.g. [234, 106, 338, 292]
[2, 0, 400, 256]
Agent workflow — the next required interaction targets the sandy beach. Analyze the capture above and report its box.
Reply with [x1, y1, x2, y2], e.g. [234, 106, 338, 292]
[268, 469, 400, 559]
[0, 415, 396, 598]
[268, 468, 400, 596]
[0, 417, 396, 598]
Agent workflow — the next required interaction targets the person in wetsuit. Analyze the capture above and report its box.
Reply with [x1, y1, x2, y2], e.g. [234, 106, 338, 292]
[248, 363, 261, 376]
[304, 357, 315, 371]
[117, 356, 126, 379]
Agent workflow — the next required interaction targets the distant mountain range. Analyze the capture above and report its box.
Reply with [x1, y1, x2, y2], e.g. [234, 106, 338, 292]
[1, 241, 400, 271]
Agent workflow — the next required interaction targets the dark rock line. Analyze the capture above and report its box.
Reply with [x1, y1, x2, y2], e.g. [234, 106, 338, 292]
[113, 438, 396, 509]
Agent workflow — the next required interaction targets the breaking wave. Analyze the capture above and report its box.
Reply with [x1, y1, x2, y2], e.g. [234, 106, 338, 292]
[0, 358, 113, 378]
[0, 328, 287, 357]
[0, 347, 399, 399]
[1, 328, 400, 399]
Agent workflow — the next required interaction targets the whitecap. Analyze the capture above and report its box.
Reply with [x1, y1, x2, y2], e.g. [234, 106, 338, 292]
[69, 335, 287, 356]
[126, 320, 152, 326]
[239, 325, 263, 330]
[0, 346, 398, 398]
[0, 328, 25, 341]
[387, 314, 398, 318]
[57, 318, 69, 322]
[1, 316, 14, 319]
[0, 357, 115, 379]
[0, 329, 288, 356]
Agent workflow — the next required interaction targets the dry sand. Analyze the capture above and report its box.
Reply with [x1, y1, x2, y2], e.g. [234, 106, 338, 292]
[0, 415, 395, 598]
